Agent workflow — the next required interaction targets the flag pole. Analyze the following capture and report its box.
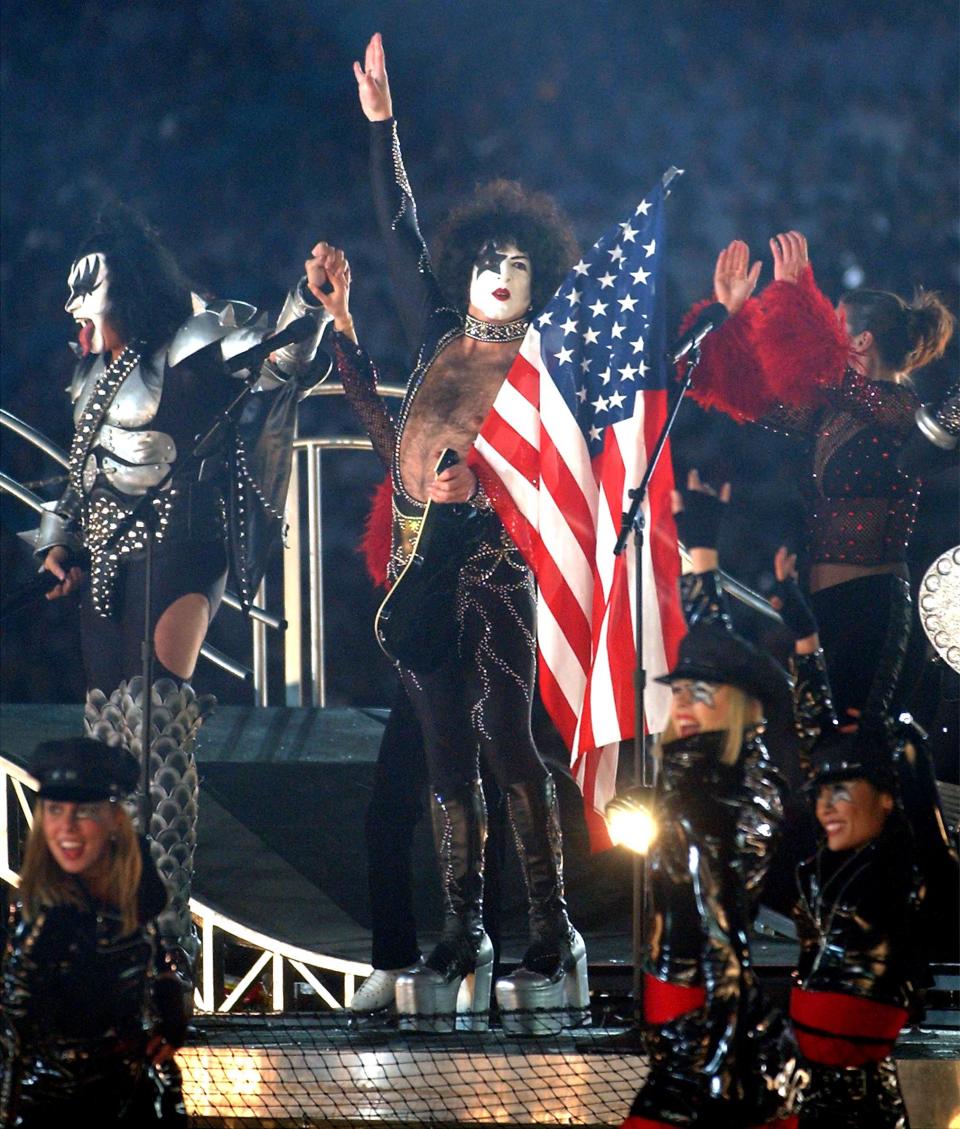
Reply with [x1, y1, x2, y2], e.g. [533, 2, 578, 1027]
[614, 349, 695, 1025]
[615, 344, 702, 1027]
[612, 163, 687, 1028]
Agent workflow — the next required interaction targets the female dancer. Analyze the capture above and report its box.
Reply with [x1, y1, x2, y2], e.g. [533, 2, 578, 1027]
[622, 474, 792, 1128]
[2, 738, 188, 1126]
[679, 234, 954, 722]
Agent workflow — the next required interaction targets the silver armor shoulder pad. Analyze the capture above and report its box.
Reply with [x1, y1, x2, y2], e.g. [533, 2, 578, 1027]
[270, 278, 331, 377]
[167, 299, 259, 368]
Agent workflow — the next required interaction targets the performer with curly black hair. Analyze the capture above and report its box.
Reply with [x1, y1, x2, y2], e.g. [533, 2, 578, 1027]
[342, 32, 585, 1032]
[28, 204, 332, 968]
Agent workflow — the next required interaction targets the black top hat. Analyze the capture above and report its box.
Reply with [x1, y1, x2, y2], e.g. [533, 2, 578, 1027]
[30, 738, 139, 802]
[806, 727, 898, 794]
[655, 621, 791, 710]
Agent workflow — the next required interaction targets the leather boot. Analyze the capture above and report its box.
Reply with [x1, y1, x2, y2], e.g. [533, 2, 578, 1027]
[396, 779, 494, 1031]
[495, 774, 589, 1033]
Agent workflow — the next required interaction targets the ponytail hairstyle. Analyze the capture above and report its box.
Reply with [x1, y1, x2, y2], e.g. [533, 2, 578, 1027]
[840, 288, 955, 376]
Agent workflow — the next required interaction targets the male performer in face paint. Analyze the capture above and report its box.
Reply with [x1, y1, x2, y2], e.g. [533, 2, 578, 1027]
[334, 33, 587, 1030]
[29, 204, 332, 973]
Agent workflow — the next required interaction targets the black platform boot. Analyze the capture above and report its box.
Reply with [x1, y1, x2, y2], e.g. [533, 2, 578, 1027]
[396, 779, 494, 1032]
[494, 775, 589, 1034]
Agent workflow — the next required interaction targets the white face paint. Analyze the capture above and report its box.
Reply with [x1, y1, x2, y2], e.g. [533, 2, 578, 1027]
[65, 252, 111, 355]
[468, 240, 532, 323]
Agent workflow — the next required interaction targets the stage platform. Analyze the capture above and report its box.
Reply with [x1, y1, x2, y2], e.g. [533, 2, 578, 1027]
[3, 703, 958, 1126]
[179, 1017, 960, 1127]
[0, 702, 798, 972]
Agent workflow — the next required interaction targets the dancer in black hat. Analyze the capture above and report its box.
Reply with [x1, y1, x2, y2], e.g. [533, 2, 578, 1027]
[1, 738, 189, 1126]
[623, 472, 793, 1129]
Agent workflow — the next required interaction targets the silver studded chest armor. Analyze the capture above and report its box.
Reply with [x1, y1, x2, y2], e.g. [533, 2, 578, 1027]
[70, 346, 175, 495]
[63, 343, 226, 618]
[32, 281, 331, 619]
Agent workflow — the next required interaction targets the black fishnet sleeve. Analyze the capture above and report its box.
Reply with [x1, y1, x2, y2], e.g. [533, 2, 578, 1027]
[332, 332, 396, 469]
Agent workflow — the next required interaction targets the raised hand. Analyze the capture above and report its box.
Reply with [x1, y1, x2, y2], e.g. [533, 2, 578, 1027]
[771, 545, 819, 652]
[305, 242, 355, 339]
[353, 32, 392, 122]
[670, 467, 732, 514]
[671, 468, 730, 571]
[770, 230, 809, 284]
[713, 240, 761, 315]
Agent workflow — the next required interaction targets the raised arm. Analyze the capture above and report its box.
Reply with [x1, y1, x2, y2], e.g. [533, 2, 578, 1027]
[770, 547, 838, 772]
[354, 33, 447, 353]
[671, 469, 733, 629]
[309, 241, 397, 470]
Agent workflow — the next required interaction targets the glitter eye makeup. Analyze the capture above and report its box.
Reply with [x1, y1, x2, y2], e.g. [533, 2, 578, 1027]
[823, 783, 853, 805]
[670, 680, 720, 707]
[690, 681, 719, 707]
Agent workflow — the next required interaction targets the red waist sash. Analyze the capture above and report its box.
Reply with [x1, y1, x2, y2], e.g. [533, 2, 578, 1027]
[643, 972, 706, 1025]
[790, 987, 907, 1066]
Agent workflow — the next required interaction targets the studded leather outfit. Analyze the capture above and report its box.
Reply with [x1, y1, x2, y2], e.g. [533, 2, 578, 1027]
[0, 843, 188, 1126]
[786, 643, 924, 1127]
[365, 118, 544, 794]
[625, 570, 789, 1128]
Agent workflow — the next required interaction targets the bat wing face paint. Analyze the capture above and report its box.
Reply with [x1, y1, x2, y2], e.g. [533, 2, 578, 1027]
[468, 240, 532, 323]
[66, 252, 111, 355]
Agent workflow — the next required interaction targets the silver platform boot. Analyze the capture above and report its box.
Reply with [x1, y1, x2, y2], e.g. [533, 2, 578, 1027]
[495, 775, 589, 1035]
[85, 676, 214, 972]
[396, 780, 494, 1033]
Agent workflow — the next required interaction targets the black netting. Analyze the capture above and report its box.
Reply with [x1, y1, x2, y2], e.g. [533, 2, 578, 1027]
[181, 1012, 645, 1127]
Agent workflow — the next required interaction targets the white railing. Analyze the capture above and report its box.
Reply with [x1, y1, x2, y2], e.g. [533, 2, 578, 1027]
[0, 753, 371, 1013]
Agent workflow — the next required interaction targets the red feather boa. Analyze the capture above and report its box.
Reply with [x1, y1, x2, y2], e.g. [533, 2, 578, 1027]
[675, 268, 850, 422]
[752, 265, 849, 407]
[359, 474, 394, 588]
[678, 297, 774, 423]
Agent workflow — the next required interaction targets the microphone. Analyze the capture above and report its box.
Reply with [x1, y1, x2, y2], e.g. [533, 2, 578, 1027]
[667, 302, 729, 365]
[1, 569, 64, 621]
[223, 315, 317, 375]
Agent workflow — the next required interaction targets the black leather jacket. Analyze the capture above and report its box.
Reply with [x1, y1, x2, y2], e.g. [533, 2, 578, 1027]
[0, 845, 186, 1124]
[632, 570, 788, 1127]
[793, 816, 924, 1010]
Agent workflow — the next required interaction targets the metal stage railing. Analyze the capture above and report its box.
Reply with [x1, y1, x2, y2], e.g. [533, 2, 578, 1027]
[0, 753, 372, 1013]
[1, 391, 782, 710]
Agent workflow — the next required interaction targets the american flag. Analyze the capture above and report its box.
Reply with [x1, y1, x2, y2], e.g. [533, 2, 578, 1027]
[472, 178, 685, 848]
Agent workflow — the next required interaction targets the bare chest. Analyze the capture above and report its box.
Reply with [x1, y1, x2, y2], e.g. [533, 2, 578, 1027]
[399, 338, 517, 500]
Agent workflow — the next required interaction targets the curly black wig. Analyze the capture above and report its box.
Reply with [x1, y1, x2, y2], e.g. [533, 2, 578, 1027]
[72, 203, 193, 353]
[432, 179, 579, 316]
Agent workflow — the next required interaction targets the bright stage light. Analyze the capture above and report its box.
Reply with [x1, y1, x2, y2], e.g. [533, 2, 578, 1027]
[604, 787, 658, 855]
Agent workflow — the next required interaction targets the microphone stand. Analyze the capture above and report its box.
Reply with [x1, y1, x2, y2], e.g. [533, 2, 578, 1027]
[613, 343, 703, 1027]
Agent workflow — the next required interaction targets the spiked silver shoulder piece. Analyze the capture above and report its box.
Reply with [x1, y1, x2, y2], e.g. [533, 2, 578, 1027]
[167, 298, 260, 368]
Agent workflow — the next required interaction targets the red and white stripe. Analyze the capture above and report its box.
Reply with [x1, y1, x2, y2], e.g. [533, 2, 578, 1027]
[474, 330, 684, 848]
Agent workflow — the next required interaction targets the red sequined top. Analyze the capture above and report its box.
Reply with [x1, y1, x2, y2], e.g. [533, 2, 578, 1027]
[762, 370, 920, 566]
